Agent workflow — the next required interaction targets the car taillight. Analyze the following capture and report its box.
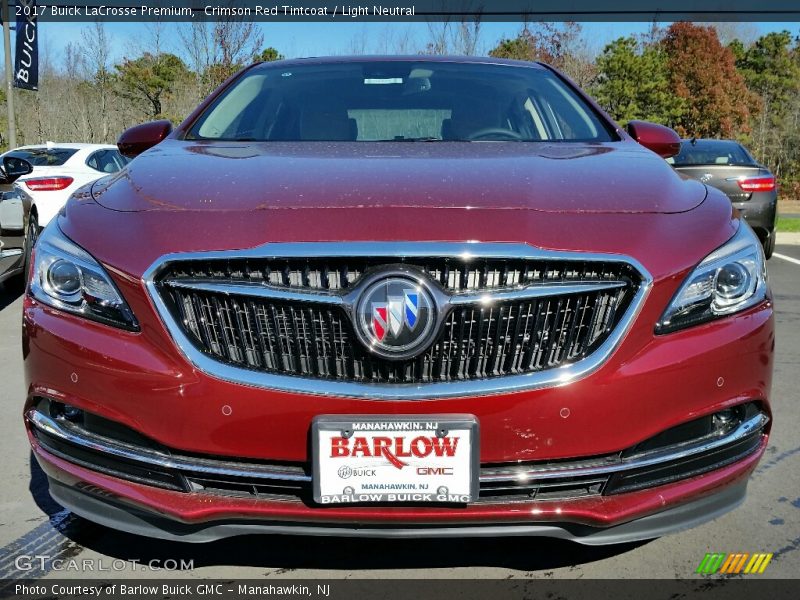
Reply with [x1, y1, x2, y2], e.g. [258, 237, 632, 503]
[737, 176, 775, 192]
[24, 177, 74, 191]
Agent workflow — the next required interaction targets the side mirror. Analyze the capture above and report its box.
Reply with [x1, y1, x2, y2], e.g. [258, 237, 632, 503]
[117, 120, 173, 159]
[626, 121, 682, 159]
[0, 156, 33, 184]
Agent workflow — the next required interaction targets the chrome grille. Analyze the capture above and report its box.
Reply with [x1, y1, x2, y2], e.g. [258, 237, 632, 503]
[155, 252, 641, 386]
[164, 256, 634, 293]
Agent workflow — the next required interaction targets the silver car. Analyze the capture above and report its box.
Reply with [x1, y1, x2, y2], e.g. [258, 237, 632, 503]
[668, 139, 778, 259]
[0, 156, 34, 286]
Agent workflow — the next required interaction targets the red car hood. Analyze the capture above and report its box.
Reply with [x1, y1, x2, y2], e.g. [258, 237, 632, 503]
[92, 140, 706, 214]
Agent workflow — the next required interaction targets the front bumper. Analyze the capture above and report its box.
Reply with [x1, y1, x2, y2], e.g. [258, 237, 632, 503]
[23, 286, 774, 542]
[31, 425, 765, 544]
[44, 469, 753, 544]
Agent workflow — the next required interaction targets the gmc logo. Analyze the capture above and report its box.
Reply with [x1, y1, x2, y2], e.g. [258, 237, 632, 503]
[417, 467, 454, 475]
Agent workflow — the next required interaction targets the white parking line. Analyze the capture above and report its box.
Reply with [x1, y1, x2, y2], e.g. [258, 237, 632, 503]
[773, 253, 800, 266]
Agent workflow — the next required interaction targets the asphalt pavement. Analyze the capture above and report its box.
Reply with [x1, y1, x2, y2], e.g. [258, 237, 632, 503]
[0, 248, 799, 581]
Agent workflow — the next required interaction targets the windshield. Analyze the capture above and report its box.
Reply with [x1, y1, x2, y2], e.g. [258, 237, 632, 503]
[669, 140, 757, 167]
[187, 61, 616, 143]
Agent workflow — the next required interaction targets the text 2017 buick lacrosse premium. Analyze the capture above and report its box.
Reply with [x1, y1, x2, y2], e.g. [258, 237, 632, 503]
[23, 57, 773, 544]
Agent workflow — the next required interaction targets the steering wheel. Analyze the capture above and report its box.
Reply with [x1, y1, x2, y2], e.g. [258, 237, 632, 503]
[466, 128, 524, 141]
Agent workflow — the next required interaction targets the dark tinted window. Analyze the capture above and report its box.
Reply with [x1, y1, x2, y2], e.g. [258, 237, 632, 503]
[670, 140, 756, 166]
[7, 148, 78, 166]
[188, 61, 616, 142]
[87, 149, 129, 173]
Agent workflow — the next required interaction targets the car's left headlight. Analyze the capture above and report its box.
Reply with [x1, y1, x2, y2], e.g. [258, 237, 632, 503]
[656, 223, 768, 334]
[29, 222, 139, 331]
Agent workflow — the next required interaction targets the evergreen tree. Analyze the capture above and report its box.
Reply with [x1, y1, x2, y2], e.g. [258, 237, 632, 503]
[593, 36, 684, 126]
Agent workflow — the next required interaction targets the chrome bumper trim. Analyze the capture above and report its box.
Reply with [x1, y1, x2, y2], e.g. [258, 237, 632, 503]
[481, 412, 768, 483]
[28, 408, 767, 487]
[27, 409, 309, 482]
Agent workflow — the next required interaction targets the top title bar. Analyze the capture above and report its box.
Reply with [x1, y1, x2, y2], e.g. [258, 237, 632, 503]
[9, 1, 800, 22]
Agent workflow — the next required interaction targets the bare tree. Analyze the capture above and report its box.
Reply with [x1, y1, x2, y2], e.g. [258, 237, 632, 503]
[179, 19, 265, 94]
[179, 22, 214, 101]
[145, 21, 168, 55]
[348, 27, 370, 55]
[706, 22, 759, 46]
[212, 20, 264, 72]
[424, 19, 454, 54]
[369, 25, 417, 54]
[454, 18, 482, 55]
[423, 11, 483, 55]
[82, 22, 113, 141]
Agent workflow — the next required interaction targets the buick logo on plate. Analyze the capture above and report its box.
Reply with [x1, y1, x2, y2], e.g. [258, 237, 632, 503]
[354, 273, 438, 360]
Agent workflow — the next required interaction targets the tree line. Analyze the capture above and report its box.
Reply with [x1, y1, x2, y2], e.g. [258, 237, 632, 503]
[491, 22, 800, 198]
[0, 21, 283, 150]
[1, 21, 799, 198]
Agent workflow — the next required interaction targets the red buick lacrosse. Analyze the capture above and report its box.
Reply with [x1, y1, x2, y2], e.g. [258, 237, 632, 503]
[23, 57, 773, 543]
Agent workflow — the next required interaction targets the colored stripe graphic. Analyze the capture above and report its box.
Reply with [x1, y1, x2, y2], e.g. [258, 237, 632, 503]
[696, 552, 773, 575]
[720, 553, 749, 574]
[696, 553, 727, 574]
[744, 553, 773, 574]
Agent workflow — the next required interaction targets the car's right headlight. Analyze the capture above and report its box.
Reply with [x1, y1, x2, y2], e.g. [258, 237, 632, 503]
[29, 222, 139, 331]
[656, 223, 768, 334]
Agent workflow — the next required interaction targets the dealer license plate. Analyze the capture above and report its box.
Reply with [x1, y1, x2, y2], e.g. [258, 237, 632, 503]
[312, 415, 479, 505]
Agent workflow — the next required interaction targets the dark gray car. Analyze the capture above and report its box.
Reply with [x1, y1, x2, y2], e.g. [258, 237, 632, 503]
[668, 139, 778, 258]
[0, 156, 34, 286]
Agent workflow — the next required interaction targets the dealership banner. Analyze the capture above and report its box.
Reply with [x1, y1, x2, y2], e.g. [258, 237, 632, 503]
[13, 0, 38, 90]
[6, 0, 800, 22]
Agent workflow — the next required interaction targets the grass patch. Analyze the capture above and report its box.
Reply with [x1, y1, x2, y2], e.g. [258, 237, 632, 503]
[777, 217, 800, 232]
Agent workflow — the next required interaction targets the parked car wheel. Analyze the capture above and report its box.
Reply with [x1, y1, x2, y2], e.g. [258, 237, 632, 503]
[763, 232, 775, 260]
[23, 213, 39, 281]
[5, 213, 38, 294]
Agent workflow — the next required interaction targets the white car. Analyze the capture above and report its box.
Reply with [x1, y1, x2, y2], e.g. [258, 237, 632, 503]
[1, 143, 130, 230]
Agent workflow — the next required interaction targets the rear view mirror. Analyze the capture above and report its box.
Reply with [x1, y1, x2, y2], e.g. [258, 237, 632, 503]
[117, 120, 173, 158]
[403, 77, 431, 95]
[626, 121, 682, 159]
[0, 156, 33, 184]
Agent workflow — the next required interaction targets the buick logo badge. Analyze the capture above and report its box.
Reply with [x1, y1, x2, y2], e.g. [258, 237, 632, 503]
[354, 273, 438, 360]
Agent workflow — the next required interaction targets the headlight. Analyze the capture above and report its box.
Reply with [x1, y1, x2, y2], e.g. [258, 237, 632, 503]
[656, 223, 768, 334]
[29, 223, 139, 331]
